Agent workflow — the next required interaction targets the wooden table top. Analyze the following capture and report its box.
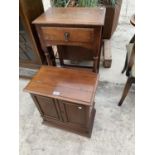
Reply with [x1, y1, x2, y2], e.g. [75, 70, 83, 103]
[32, 7, 106, 26]
[24, 66, 99, 106]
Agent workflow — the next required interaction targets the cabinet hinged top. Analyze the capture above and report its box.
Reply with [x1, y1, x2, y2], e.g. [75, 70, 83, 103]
[24, 66, 99, 106]
[32, 7, 106, 26]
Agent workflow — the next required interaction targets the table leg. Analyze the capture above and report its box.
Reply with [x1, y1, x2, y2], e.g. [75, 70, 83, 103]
[47, 47, 56, 66]
[44, 48, 52, 65]
[43, 46, 56, 66]
[57, 46, 64, 66]
[130, 35, 135, 43]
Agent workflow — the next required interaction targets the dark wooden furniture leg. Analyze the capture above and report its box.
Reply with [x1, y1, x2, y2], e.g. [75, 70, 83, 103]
[93, 56, 98, 73]
[47, 47, 56, 66]
[130, 35, 135, 43]
[122, 36, 135, 74]
[118, 77, 134, 106]
[44, 48, 52, 65]
[57, 46, 65, 66]
[42, 47, 56, 66]
[33, 8, 105, 72]
[121, 53, 128, 74]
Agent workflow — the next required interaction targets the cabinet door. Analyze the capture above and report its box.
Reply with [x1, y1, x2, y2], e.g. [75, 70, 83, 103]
[35, 95, 59, 120]
[64, 102, 87, 126]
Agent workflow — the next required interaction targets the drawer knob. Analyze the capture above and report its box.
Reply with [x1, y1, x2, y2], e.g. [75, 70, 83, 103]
[64, 32, 70, 41]
[78, 106, 82, 110]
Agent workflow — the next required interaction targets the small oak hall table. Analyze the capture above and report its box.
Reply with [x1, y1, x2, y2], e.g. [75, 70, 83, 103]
[32, 7, 106, 73]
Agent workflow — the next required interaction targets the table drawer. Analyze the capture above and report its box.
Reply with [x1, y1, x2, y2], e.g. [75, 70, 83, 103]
[41, 27, 94, 43]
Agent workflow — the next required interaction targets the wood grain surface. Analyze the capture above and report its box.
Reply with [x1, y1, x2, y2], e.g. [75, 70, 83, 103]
[41, 27, 94, 43]
[24, 66, 99, 105]
[32, 7, 106, 26]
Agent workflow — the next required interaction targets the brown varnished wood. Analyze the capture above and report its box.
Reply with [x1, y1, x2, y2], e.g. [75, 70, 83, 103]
[24, 66, 99, 106]
[41, 27, 94, 43]
[101, 0, 122, 68]
[35, 25, 102, 72]
[45, 39, 93, 49]
[33, 7, 105, 72]
[34, 95, 60, 120]
[19, 0, 45, 69]
[24, 66, 98, 137]
[30, 93, 96, 137]
[93, 26, 103, 72]
[42, 108, 96, 137]
[102, 0, 122, 39]
[32, 7, 106, 26]
[57, 46, 93, 61]
[31, 94, 44, 116]
[42, 26, 101, 52]
[118, 77, 135, 106]
[58, 100, 68, 122]
[64, 102, 86, 126]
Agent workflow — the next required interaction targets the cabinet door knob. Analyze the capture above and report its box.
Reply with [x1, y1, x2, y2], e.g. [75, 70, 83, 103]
[78, 106, 82, 110]
[64, 32, 70, 41]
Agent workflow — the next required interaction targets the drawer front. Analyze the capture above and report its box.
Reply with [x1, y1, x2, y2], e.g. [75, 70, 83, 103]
[41, 27, 94, 43]
[35, 95, 59, 120]
[62, 101, 87, 126]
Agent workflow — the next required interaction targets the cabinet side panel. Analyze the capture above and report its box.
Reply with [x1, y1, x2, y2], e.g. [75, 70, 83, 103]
[31, 94, 44, 116]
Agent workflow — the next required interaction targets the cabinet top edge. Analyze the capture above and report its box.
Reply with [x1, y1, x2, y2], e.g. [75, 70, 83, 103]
[24, 66, 99, 106]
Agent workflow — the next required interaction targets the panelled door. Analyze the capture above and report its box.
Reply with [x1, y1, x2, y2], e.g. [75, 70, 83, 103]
[33, 95, 87, 126]
[61, 101, 87, 126]
[35, 95, 59, 120]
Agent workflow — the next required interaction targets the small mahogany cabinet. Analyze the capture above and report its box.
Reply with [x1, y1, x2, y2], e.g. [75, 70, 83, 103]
[24, 66, 99, 137]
